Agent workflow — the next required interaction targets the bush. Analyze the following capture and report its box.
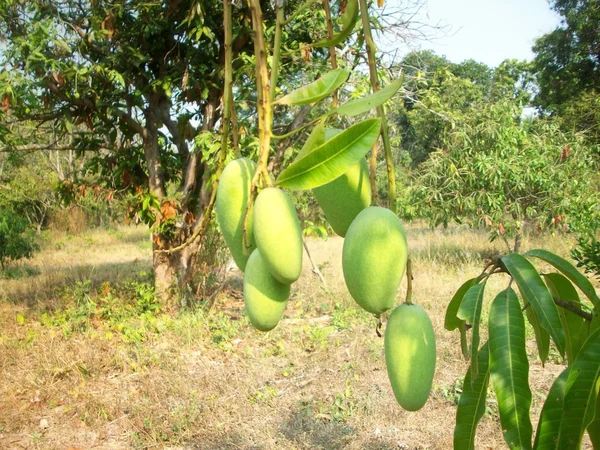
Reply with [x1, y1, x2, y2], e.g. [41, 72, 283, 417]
[0, 210, 39, 269]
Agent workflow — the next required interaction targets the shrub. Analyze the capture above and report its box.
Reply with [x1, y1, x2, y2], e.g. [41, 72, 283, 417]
[0, 210, 39, 269]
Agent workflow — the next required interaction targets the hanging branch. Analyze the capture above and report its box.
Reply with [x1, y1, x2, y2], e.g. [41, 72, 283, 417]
[321, 0, 339, 108]
[358, 0, 396, 214]
[243, 0, 274, 251]
[155, 0, 234, 255]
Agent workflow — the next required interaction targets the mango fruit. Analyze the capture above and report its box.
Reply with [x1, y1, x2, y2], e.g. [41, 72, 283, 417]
[385, 304, 436, 411]
[216, 158, 256, 272]
[342, 206, 408, 314]
[253, 187, 303, 284]
[243, 249, 290, 332]
[313, 158, 371, 237]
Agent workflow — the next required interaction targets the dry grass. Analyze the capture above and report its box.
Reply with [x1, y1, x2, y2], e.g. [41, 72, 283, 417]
[0, 224, 597, 449]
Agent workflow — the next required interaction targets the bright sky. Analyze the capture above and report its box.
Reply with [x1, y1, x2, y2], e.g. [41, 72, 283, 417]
[385, 0, 562, 68]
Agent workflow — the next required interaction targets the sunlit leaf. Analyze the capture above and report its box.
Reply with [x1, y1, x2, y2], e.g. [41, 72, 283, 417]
[533, 367, 570, 450]
[543, 273, 587, 366]
[454, 343, 490, 450]
[276, 118, 381, 190]
[295, 121, 326, 161]
[489, 287, 533, 450]
[557, 328, 600, 449]
[525, 249, 599, 307]
[274, 69, 350, 105]
[458, 282, 486, 380]
[334, 77, 403, 117]
[445, 277, 478, 331]
[502, 253, 566, 356]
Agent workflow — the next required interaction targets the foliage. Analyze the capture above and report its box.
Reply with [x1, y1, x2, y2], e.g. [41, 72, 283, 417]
[572, 232, 600, 280]
[532, 0, 600, 113]
[447, 249, 600, 449]
[0, 209, 39, 269]
[410, 100, 600, 238]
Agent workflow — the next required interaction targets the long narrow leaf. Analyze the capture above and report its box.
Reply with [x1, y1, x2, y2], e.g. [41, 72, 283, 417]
[533, 367, 570, 450]
[274, 69, 350, 105]
[295, 121, 326, 161]
[311, 0, 359, 48]
[587, 377, 600, 449]
[458, 282, 486, 380]
[454, 343, 490, 450]
[445, 278, 478, 331]
[276, 118, 381, 190]
[489, 287, 533, 450]
[525, 304, 550, 366]
[525, 249, 599, 307]
[334, 77, 403, 117]
[544, 273, 586, 366]
[502, 253, 566, 356]
[557, 328, 600, 449]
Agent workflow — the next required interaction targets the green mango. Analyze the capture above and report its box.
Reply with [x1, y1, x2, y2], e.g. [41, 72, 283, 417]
[216, 158, 256, 272]
[342, 206, 408, 314]
[385, 304, 436, 411]
[253, 187, 303, 284]
[243, 249, 290, 332]
[313, 158, 371, 237]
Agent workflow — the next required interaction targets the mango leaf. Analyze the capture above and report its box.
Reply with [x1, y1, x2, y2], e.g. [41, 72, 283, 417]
[295, 121, 326, 161]
[458, 282, 486, 380]
[445, 278, 478, 331]
[525, 249, 599, 307]
[311, 0, 359, 48]
[274, 69, 350, 105]
[276, 118, 381, 190]
[587, 377, 600, 448]
[489, 287, 533, 450]
[525, 304, 550, 366]
[557, 328, 600, 449]
[454, 343, 490, 450]
[502, 253, 566, 356]
[543, 273, 586, 366]
[533, 367, 570, 450]
[334, 77, 403, 117]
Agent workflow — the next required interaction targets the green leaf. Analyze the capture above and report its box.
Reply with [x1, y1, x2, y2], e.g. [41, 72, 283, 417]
[274, 69, 350, 105]
[525, 249, 599, 307]
[525, 304, 550, 366]
[458, 282, 486, 380]
[311, 0, 359, 48]
[558, 328, 600, 449]
[445, 278, 478, 331]
[489, 287, 533, 450]
[454, 342, 490, 450]
[295, 121, 326, 161]
[276, 118, 381, 191]
[502, 253, 566, 356]
[533, 367, 570, 450]
[587, 377, 600, 448]
[334, 77, 403, 117]
[543, 273, 586, 366]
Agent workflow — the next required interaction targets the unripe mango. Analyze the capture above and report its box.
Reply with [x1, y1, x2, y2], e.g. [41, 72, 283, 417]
[253, 187, 303, 284]
[385, 304, 436, 411]
[342, 206, 408, 314]
[216, 158, 256, 272]
[313, 158, 371, 237]
[243, 249, 290, 332]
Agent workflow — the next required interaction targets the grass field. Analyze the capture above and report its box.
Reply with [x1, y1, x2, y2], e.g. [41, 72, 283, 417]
[0, 224, 596, 449]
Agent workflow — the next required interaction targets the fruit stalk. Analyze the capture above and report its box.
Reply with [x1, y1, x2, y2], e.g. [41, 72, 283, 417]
[321, 0, 339, 108]
[269, 5, 285, 103]
[358, 0, 396, 213]
[405, 258, 413, 305]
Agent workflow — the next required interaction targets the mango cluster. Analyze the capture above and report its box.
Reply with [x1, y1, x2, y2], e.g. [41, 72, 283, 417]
[216, 159, 302, 332]
[217, 155, 436, 412]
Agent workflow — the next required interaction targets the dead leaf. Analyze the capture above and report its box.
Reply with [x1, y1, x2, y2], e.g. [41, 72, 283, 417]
[161, 200, 178, 221]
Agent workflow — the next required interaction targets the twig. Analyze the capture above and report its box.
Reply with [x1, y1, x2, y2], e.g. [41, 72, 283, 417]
[303, 238, 327, 287]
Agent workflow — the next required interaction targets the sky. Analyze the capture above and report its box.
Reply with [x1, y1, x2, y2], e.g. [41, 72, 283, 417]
[384, 0, 563, 68]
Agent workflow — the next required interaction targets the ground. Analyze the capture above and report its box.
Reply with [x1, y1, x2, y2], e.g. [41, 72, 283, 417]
[0, 224, 596, 449]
